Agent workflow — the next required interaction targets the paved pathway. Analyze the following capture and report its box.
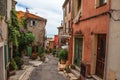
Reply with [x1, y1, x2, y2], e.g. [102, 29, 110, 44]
[30, 54, 69, 80]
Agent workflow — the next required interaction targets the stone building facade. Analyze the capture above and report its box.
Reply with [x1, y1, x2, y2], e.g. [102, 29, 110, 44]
[107, 0, 120, 80]
[63, 0, 111, 79]
[17, 11, 47, 47]
[0, 0, 14, 80]
[57, 23, 63, 48]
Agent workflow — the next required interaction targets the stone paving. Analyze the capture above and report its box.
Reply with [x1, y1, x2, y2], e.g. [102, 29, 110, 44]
[30, 54, 69, 80]
[9, 56, 42, 80]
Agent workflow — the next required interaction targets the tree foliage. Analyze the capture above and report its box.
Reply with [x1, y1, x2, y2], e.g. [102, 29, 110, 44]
[8, 9, 20, 47]
[8, 8, 35, 56]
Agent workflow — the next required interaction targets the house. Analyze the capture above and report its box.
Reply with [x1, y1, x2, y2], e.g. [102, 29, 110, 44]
[54, 35, 58, 48]
[107, 0, 120, 80]
[0, 0, 14, 80]
[64, 0, 110, 79]
[62, 0, 72, 64]
[57, 22, 64, 48]
[49, 39, 55, 50]
[17, 10, 47, 47]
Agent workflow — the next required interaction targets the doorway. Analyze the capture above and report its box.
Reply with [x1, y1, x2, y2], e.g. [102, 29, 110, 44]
[96, 34, 106, 78]
[74, 37, 83, 67]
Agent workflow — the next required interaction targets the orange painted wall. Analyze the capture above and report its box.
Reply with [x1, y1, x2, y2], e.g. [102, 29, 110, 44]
[70, 0, 110, 64]
[80, 0, 110, 20]
[73, 14, 109, 63]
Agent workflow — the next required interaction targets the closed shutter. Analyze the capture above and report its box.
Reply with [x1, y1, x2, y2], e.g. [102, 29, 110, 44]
[30, 20, 33, 26]
[4, 45, 8, 69]
[104, 0, 107, 3]
[95, 0, 100, 7]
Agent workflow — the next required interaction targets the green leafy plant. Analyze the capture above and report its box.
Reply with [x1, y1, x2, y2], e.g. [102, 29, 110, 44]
[52, 49, 56, 55]
[9, 59, 18, 70]
[58, 49, 68, 61]
[64, 65, 71, 73]
[39, 53, 45, 62]
[0, 14, 3, 21]
[14, 56, 24, 69]
[8, 9, 20, 47]
[70, 64, 76, 69]
[21, 17, 27, 29]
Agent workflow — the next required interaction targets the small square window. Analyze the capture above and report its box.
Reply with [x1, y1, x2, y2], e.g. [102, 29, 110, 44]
[30, 20, 37, 27]
[96, 0, 107, 7]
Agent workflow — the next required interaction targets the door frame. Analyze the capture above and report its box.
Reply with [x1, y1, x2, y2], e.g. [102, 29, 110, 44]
[73, 36, 84, 67]
[91, 34, 107, 79]
[0, 42, 5, 80]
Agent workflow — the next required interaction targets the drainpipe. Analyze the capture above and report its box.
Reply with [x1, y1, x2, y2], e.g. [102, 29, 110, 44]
[104, 0, 111, 79]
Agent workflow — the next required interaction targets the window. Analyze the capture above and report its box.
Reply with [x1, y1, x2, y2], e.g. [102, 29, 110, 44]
[30, 20, 37, 27]
[96, 0, 107, 7]
[69, 0, 71, 13]
[68, 21, 70, 33]
[77, 0, 82, 11]
[0, 0, 7, 16]
[73, 0, 82, 18]
[65, 7, 67, 16]
[64, 23, 66, 33]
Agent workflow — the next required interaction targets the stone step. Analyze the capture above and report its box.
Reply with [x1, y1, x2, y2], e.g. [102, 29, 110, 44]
[92, 75, 102, 80]
[70, 68, 80, 79]
[75, 66, 80, 72]
[67, 73, 78, 80]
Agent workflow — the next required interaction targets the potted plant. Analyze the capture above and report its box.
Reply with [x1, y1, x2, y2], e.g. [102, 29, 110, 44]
[9, 59, 18, 76]
[14, 57, 24, 70]
[39, 53, 45, 62]
[58, 49, 68, 64]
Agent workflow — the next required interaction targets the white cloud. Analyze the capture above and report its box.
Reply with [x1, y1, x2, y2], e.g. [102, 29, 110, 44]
[15, 0, 65, 37]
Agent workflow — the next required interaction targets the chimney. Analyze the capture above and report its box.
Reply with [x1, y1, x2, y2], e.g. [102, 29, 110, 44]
[26, 8, 29, 13]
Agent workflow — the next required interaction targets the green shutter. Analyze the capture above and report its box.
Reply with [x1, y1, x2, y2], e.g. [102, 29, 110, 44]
[27, 46, 32, 56]
[74, 38, 83, 67]
[4, 45, 7, 69]
[38, 46, 42, 55]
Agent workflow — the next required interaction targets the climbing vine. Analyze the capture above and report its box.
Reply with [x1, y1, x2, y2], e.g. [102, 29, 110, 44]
[8, 9, 20, 47]
[8, 8, 35, 56]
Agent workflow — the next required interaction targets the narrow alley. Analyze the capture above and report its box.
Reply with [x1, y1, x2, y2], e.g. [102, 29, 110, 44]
[30, 54, 69, 80]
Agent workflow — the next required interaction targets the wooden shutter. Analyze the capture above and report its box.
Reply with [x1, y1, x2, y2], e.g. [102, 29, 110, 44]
[95, 0, 100, 7]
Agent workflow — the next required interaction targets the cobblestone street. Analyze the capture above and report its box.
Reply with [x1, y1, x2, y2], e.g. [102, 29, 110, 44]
[30, 54, 69, 80]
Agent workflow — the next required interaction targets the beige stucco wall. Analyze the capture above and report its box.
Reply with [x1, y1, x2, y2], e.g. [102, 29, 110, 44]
[107, 0, 120, 80]
[63, 1, 71, 35]
[27, 19, 46, 46]
[7, 0, 12, 20]
[0, 17, 8, 44]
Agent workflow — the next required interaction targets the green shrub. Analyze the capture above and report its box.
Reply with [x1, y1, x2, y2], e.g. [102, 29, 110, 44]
[14, 57, 24, 69]
[70, 64, 76, 69]
[58, 49, 68, 61]
[10, 59, 18, 70]
[39, 53, 45, 62]
[52, 49, 56, 55]
[64, 65, 71, 73]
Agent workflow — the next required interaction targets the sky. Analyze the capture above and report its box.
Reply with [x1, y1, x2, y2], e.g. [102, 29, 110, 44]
[15, 0, 65, 38]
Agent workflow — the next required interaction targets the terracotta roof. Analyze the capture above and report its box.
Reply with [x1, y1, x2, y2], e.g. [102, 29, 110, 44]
[17, 11, 47, 21]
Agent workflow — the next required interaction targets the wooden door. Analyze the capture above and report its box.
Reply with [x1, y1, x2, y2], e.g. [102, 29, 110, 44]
[96, 34, 106, 78]
[74, 38, 83, 67]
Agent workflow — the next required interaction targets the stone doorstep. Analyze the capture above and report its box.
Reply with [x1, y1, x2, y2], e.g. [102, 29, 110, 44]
[67, 73, 78, 80]
[92, 75, 103, 80]
[58, 62, 66, 71]
[70, 68, 80, 78]
[19, 66, 34, 80]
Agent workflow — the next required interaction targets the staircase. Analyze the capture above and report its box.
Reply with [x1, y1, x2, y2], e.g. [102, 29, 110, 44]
[67, 66, 80, 80]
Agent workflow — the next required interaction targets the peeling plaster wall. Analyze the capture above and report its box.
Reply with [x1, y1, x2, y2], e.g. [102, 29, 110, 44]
[107, 0, 120, 80]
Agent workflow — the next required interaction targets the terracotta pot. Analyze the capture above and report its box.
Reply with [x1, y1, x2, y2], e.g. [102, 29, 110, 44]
[60, 59, 66, 64]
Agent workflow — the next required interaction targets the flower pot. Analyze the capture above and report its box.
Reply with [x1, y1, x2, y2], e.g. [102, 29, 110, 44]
[60, 59, 66, 64]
